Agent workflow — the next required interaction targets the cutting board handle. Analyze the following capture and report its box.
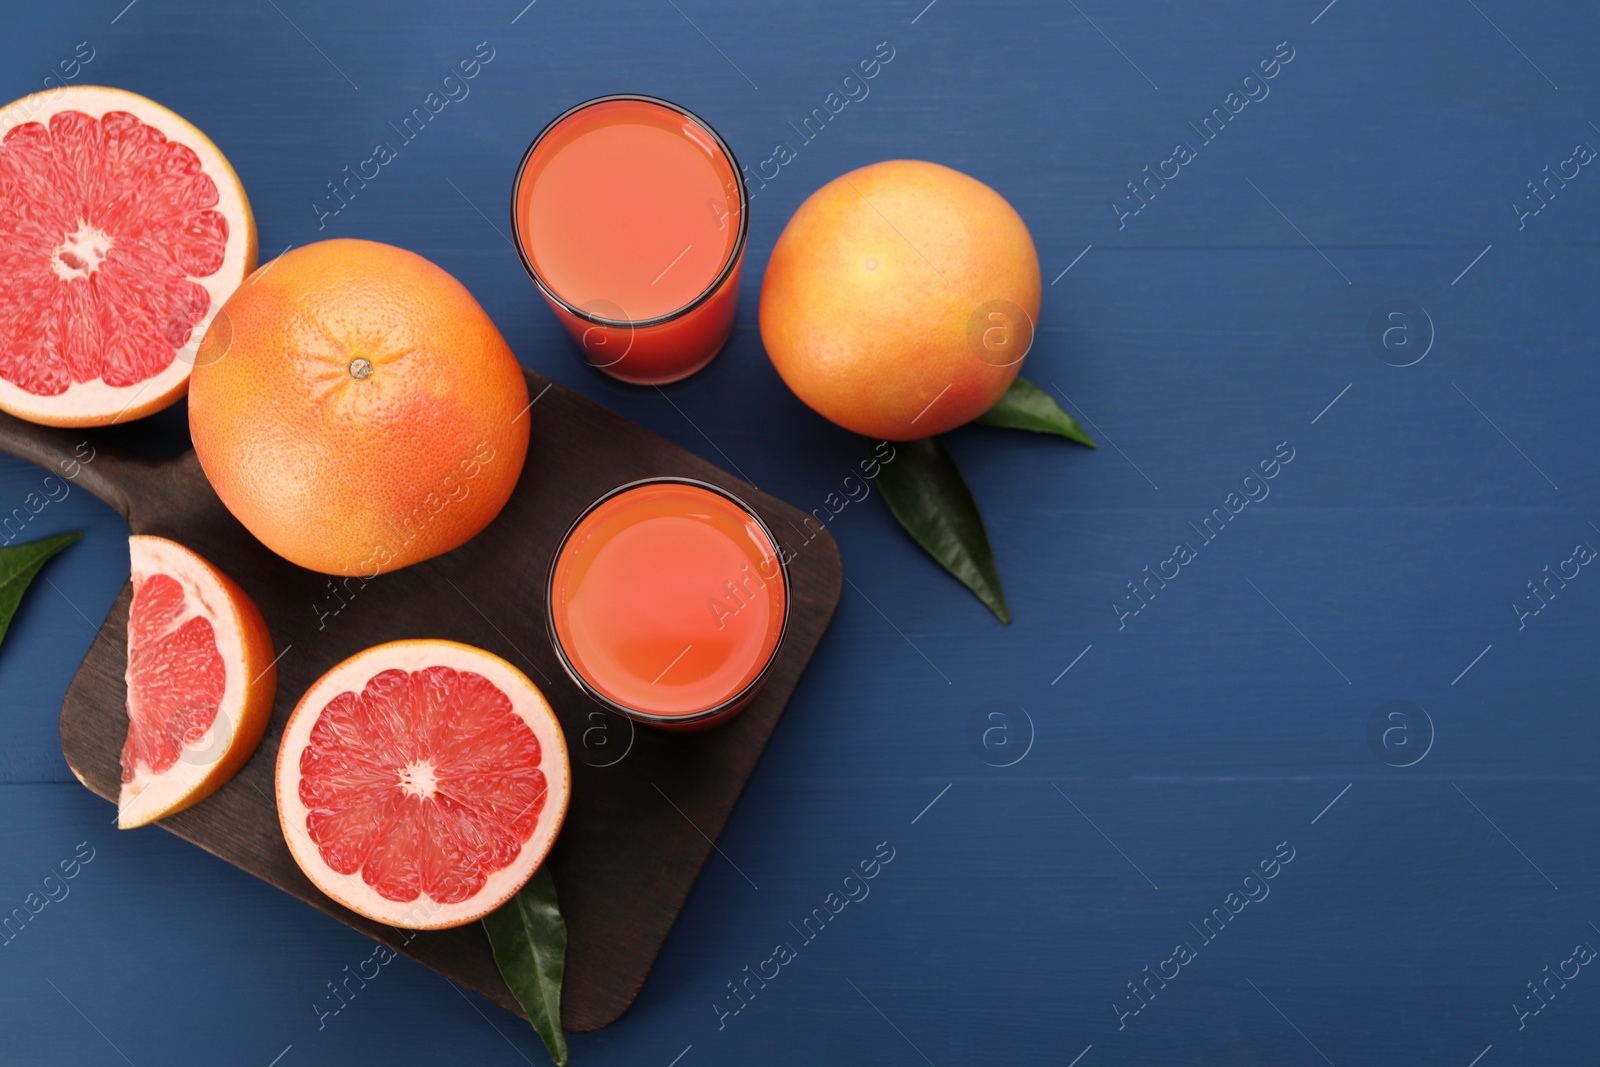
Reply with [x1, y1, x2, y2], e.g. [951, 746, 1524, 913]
[0, 410, 175, 523]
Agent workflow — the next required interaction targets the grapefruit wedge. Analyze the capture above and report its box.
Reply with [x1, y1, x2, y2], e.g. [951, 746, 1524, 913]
[119, 536, 277, 829]
[0, 86, 256, 427]
[276, 641, 570, 930]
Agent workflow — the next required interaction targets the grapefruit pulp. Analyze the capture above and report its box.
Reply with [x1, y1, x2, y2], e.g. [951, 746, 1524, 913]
[0, 86, 256, 427]
[275, 640, 570, 930]
[119, 535, 277, 829]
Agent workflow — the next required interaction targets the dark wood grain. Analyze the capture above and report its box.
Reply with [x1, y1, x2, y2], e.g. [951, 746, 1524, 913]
[0, 369, 841, 1033]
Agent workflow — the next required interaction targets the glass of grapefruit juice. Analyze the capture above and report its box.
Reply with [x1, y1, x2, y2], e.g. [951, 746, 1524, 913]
[512, 96, 749, 384]
[547, 478, 789, 731]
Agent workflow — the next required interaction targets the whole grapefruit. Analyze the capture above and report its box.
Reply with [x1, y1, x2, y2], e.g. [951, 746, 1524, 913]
[760, 160, 1040, 440]
[188, 239, 529, 576]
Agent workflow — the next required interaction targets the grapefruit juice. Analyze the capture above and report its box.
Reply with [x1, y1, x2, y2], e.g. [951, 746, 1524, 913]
[547, 479, 788, 730]
[512, 97, 748, 384]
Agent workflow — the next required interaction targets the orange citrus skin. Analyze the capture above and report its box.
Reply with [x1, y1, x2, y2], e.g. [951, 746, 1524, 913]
[760, 160, 1041, 440]
[188, 239, 529, 576]
[182, 550, 277, 808]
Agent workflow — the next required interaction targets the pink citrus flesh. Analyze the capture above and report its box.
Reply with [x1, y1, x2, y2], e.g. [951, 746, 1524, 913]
[125, 574, 225, 771]
[276, 641, 570, 930]
[0, 85, 256, 427]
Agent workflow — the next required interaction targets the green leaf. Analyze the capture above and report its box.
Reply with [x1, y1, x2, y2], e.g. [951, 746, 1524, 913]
[977, 377, 1097, 447]
[0, 531, 82, 650]
[483, 865, 568, 1067]
[876, 437, 1011, 624]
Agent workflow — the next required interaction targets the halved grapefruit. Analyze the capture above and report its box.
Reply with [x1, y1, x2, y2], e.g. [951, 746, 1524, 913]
[0, 86, 256, 427]
[275, 640, 570, 930]
[119, 535, 277, 829]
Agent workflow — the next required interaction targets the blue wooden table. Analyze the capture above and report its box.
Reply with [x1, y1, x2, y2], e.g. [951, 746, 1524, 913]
[4, 1, 1598, 1063]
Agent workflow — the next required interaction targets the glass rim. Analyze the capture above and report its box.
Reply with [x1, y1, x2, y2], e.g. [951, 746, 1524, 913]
[510, 94, 751, 331]
[544, 475, 791, 727]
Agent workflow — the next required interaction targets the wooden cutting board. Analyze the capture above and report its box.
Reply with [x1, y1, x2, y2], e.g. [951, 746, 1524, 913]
[0, 368, 841, 1032]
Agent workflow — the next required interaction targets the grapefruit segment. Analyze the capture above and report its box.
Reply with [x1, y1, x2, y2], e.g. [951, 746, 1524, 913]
[276, 641, 570, 930]
[119, 536, 277, 829]
[0, 86, 256, 427]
